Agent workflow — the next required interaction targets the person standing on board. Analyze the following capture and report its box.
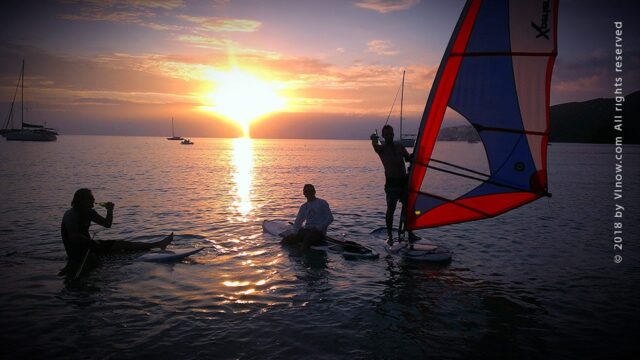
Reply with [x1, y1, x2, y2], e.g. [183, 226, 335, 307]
[61, 188, 173, 272]
[371, 125, 420, 245]
[281, 184, 334, 251]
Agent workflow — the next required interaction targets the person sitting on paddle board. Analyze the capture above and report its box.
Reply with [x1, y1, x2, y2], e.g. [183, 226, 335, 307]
[281, 184, 334, 251]
[61, 188, 173, 270]
[371, 125, 420, 246]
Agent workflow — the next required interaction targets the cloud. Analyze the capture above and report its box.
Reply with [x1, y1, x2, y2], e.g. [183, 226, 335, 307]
[175, 35, 235, 50]
[553, 74, 604, 93]
[0, 40, 437, 132]
[60, 10, 152, 23]
[237, 54, 437, 114]
[0, 43, 197, 108]
[58, 0, 184, 30]
[551, 49, 640, 102]
[74, 97, 132, 105]
[60, 0, 185, 10]
[173, 35, 282, 61]
[59, 10, 182, 31]
[60, 3, 260, 34]
[366, 40, 398, 56]
[177, 15, 261, 32]
[71, 90, 196, 105]
[354, 0, 419, 13]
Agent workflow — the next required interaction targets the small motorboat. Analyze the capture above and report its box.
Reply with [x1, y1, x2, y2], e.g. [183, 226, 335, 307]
[180, 138, 194, 145]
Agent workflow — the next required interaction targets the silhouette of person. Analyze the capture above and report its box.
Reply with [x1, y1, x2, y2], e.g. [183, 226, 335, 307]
[371, 125, 420, 245]
[281, 184, 334, 251]
[60, 188, 173, 274]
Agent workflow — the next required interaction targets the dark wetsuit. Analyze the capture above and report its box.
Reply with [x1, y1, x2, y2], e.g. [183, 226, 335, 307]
[373, 142, 410, 206]
[61, 208, 114, 262]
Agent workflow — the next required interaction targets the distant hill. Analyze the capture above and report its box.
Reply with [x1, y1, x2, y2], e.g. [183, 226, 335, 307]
[437, 125, 481, 142]
[549, 90, 639, 143]
[436, 91, 639, 144]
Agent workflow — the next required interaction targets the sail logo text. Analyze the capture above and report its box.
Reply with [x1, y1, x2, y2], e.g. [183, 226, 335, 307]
[531, 0, 551, 39]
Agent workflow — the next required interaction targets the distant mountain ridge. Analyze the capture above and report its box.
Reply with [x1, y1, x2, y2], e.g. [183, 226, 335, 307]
[436, 91, 639, 144]
[437, 125, 481, 142]
[549, 90, 638, 143]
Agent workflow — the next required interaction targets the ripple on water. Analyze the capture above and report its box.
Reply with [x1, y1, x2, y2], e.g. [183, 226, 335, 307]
[0, 139, 638, 358]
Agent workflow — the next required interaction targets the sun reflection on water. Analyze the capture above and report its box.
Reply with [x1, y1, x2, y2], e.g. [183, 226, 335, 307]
[231, 137, 253, 220]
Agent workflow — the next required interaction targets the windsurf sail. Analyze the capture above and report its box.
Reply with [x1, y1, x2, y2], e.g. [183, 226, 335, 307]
[406, 0, 558, 229]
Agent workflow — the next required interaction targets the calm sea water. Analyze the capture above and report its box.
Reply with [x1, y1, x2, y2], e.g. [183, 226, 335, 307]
[0, 136, 638, 359]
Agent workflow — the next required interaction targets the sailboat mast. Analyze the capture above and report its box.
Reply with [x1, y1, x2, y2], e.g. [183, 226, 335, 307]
[172, 117, 175, 137]
[21, 59, 24, 129]
[3, 64, 21, 130]
[400, 70, 405, 142]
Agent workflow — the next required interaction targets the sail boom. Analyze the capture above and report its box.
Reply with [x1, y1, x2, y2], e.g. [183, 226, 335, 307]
[475, 125, 549, 136]
[425, 164, 549, 196]
[450, 51, 557, 57]
[431, 158, 492, 178]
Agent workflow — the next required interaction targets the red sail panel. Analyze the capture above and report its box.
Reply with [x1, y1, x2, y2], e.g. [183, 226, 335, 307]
[412, 192, 538, 228]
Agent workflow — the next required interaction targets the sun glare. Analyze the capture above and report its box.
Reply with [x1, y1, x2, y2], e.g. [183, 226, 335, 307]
[203, 69, 285, 137]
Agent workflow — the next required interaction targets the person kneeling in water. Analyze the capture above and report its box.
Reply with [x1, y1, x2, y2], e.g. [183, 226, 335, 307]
[281, 184, 334, 251]
[60, 188, 173, 271]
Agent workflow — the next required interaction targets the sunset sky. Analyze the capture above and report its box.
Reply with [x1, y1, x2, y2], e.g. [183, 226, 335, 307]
[1, 0, 638, 138]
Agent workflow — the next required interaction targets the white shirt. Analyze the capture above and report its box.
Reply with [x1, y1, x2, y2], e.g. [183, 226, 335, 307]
[292, 198, 334, 235]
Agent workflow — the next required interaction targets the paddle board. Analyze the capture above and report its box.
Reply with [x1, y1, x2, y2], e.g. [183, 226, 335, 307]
[263, 220, 378, 259]
[136, 247, 205, 262]
[385, 241, 452, 262]
[262, 220, 293, 237]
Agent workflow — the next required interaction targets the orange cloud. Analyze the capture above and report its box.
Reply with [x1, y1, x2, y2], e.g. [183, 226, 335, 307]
[354, 0, 419, 13]
[176, 35, 235, 50]
[2, 38, 438, 129]
[366, 40, 399, 56]
[177, 15, 261, 32]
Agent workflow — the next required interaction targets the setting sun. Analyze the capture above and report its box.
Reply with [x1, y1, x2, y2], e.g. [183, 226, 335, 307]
[202, 69, 286, 136]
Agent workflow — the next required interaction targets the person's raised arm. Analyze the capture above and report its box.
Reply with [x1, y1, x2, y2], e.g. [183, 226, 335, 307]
[370, 132, 383, 154]
[90, 202, 114, 228]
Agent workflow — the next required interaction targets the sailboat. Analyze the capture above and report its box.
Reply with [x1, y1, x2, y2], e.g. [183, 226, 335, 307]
[398, 71, 416, 148]
[2, 60, 58, 142]
[396, 0, 559, 260]
[166, 117, 183, 140]
[381, 71, 416, 147]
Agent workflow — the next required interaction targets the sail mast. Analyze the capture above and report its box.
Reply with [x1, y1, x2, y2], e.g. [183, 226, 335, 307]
[400, 70, 405, 142]
[21, 59, 24, 129]
[2, 63, 21, 131]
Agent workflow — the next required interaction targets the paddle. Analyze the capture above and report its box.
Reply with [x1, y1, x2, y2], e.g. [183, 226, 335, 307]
[73, 249, 90, 279]
[73, 229, 102, 279]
